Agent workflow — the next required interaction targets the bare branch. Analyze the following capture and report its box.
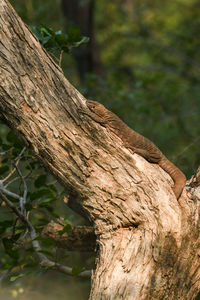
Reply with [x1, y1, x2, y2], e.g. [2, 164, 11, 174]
[13, 154, 28, 215]
[0, 180, 23, 202]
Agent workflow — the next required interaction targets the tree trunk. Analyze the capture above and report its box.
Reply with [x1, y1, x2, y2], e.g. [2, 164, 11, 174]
[0, 1, 199, 299]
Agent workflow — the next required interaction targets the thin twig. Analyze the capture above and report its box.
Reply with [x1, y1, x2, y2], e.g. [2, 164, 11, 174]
[48, 51, 60, 63]
[14, 161, 27, 215]
[5, 176, 20, 188]
[174, 136, 200, 162]
[0, 180, 23, 202]
[5, 171, 34, 188]
[2, 147, 26, 183]
[59, 50, 63, 67]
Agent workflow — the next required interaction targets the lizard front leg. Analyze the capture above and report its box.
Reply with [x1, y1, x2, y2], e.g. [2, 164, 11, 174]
[78, 107, 107, 125]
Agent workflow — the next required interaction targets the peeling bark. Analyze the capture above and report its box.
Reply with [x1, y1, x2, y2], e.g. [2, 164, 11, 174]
[0, 1, 199, 299]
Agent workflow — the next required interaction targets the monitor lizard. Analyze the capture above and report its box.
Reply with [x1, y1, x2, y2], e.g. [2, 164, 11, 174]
[81, 99, 186, 199]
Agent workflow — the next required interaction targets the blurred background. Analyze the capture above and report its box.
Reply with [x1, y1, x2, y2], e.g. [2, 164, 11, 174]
[0, 0, 200, 299]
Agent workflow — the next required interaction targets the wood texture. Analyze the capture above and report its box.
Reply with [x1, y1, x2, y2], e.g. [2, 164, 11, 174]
[0, 1, 200, 299]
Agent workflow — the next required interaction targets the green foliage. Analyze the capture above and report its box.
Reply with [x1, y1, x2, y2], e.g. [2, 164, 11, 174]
[30, 25, 89, 54]
[58, 223, 72, 236]
[0, 126, 91, 290]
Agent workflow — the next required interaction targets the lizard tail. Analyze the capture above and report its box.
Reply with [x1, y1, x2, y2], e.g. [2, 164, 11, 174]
[158, 156, 187, 199]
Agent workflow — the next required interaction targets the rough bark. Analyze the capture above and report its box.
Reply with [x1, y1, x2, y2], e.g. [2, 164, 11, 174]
[0, 1, 199, 299]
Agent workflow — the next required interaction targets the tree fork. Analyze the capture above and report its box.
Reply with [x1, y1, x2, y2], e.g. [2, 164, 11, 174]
[0, 1, 200, 299]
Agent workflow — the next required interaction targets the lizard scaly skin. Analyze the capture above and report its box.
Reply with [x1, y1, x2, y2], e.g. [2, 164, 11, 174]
[84, 99, 186, 199]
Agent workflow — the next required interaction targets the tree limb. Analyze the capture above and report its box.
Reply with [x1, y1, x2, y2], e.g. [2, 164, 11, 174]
[42, 220, 95, 251]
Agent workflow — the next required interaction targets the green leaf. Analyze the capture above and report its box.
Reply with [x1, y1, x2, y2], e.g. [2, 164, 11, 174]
[41, 35, 54, 46]
[33, 236, 57, 247]
[72, 36, 90, 48]
[30, 24, 87, 56]
[38, 197, 55, 207]
[25, 203, 33, 211]
[40, 27, 53, 36]
[0, 165, 9, 175]
[34, 175, 47, 188]
[30, 25, 57, 49]
[55, 32, 69, 53]
[58, 223, 72, 235]
[55, 32, 68, 45]
[10, 272, 29, 282]
[6, 131, 17, 143]
[47, 184, 58, 192]
[6, 131, 23, 149]
[63, 218, 72, 224]
[30, 189, 51, 200]
[29, 25, 43, 40]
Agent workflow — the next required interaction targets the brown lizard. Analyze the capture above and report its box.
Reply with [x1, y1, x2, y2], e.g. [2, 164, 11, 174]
[82, 99, 186, 199]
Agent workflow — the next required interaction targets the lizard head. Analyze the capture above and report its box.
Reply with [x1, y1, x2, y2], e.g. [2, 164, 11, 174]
[86, 100, 108, 117]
